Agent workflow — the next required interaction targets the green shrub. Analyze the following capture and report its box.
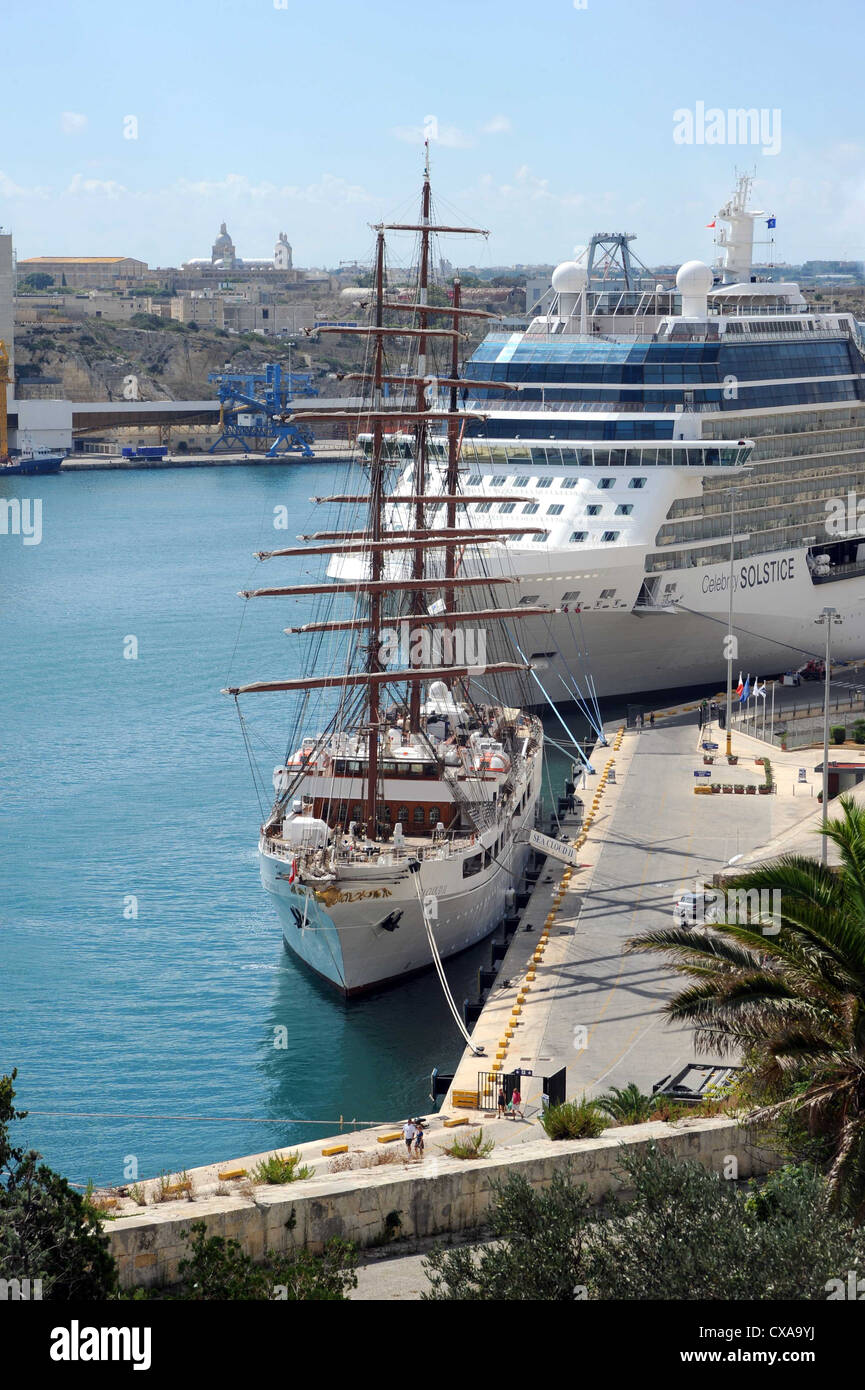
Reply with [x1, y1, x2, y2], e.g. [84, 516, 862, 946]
[441, 1128, 495, 1159]
[595, 1083, 655, 1125]
[252, 1151, 314, 1185]
[831, 726, 846, 745]
[540, 1097, 608, 1140]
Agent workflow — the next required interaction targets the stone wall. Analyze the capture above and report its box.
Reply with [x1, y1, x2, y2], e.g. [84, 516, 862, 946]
[108, 1117, 777, 1290]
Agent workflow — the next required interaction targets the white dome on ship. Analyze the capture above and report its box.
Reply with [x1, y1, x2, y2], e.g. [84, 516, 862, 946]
[676, 260, 713, 295]
[552, 260, 588, 293]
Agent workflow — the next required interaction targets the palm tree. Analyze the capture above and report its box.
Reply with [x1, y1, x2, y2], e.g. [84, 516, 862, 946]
[595, 1083, 656, 1125]
[627, 794, 865, 1219]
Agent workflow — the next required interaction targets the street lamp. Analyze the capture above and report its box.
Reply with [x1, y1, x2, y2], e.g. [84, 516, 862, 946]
[815, 607, 842, 866]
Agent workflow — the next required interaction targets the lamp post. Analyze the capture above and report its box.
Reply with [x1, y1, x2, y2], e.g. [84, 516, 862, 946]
[815, 607, 842, 866]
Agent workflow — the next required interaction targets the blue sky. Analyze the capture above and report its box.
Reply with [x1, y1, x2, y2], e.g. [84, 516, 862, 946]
[3, 0, 863, 271]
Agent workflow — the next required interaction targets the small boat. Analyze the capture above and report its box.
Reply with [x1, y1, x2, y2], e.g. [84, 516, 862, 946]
[1, 450, 64, 476]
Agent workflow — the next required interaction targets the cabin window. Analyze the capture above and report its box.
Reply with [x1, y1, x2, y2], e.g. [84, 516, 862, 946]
[601, 530, 620, 542]
[586, 504, 601, 516]
[397, 806, 409, 822]
[562, 479, 578, 489]
[429, 806, 441, 824]
[536, 477, 552, 488]
[491, 475, 506, 486]
[598, 478, 615, 490]
[569, 531, 587, 543]
[519, 594, 540, 605]
[523, 502, 539, 514]
[413, 806, 425, 824]
[563, 589, 580, 600]
[463, 853, 483, 878]
[600, 588, 617, 599]
[615, 504, 634, 515]
[476, 501, 492, 513]
[547, 504, 564, 515]
[629, 477, 647, 489]
[499, 502, 516, 513]
[513, 476, 529, 486]
[467, 475, 482, 485]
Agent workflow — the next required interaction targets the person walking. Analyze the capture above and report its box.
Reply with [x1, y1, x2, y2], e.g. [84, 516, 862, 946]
[497, 1084, 507, 1117]
[402, 1119, 417, 1155]
[508, 1085, 523, 1119]
[413, 1120, 425, 1158]
[650, 711, 655, 728]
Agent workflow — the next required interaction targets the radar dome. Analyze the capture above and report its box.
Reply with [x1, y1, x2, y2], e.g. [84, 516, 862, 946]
[676, 260, 713, 295]
[552, 260, 588, 294]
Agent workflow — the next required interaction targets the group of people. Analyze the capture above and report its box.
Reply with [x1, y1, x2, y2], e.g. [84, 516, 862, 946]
[402, 1118, 427, 1158]
[497, 1084, 524, 1119]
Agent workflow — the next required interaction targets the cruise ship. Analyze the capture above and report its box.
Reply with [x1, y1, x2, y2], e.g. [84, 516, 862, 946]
[345, 176, 865, 702]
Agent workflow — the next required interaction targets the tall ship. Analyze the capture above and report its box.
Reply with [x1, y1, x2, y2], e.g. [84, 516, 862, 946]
[330, 174, 865, 701]
[225, 156, 546, 995]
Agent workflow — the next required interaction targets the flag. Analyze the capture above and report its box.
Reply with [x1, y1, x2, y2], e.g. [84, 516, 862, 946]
[735, 671, 744, 699]
[706, 220, 716, 228]
[739, 675, 751, 704]
[754, 680, 767, 700]
[767, 216, 776, 229]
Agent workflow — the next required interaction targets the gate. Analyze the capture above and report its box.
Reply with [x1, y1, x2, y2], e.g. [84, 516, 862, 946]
[543, 1066, 567, 1109]
[477, 1071, 518, 1111]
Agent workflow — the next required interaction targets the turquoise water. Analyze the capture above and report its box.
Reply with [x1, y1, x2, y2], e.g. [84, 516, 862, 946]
[0, 464, 578, 1188]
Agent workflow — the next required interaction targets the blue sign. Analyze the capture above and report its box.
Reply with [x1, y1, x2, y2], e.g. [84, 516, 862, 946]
[702, 742, 719, 750]
[514, 1068, 533, 1077]
[694, 770, 712, 778]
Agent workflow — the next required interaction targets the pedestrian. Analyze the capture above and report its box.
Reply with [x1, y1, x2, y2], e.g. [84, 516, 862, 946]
[650, 711, 655, 728]
[564, 778, 576, 813]
[402, 1119, 417, 1155]
[508, 1085, 523, 1119]
[413, 1120, 425, 1158]
[497, 1084, 507, 1117]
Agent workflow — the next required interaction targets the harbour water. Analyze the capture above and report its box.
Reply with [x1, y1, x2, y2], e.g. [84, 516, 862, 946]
[0, 462, 583, 1187]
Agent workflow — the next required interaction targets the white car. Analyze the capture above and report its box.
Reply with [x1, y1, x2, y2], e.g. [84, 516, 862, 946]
[673, 891, 720, 929]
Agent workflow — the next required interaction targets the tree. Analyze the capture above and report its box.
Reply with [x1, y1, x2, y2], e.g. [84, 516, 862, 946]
[627, 794, 865, 1218]
[423, 1146, 865, 1300]
[424, 1169, 590, 1300]
[0, 1071, 118, 1300]
[173, 1221, 357, 1301]
[20, 273, 54, 291]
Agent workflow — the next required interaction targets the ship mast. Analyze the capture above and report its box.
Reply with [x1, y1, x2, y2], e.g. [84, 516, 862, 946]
[366, 229, 386, 829]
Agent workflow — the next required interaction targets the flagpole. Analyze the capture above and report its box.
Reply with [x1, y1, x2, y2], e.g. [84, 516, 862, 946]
[725, 488, 737, 759]
[770, 680, 775, 744]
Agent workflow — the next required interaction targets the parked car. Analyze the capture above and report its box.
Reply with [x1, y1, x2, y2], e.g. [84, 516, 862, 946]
[673, 891, 720, 929]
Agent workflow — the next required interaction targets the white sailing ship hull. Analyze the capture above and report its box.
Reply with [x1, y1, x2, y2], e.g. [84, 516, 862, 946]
[260, 759, 543, 995]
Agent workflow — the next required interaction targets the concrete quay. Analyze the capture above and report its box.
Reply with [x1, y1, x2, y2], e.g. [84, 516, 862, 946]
[442, 702, 865, 1133]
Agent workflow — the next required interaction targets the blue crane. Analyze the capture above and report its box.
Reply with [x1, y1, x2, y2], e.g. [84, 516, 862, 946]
[207, 361, 318, 457]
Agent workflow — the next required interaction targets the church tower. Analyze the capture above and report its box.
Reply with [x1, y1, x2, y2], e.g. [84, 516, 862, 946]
[274, 232, 292, 272]
[211, 222, 236, 268]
